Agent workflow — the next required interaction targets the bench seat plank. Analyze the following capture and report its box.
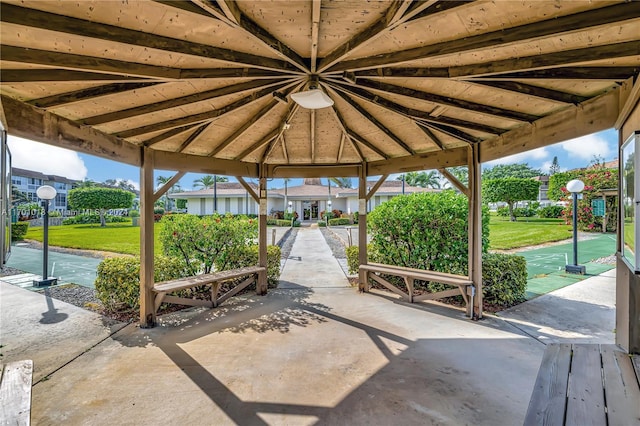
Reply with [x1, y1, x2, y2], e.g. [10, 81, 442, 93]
[0, 360, 33, 426]
[524, 343, 571, 426]
[601, 345, 640, 426]
[362, 263, 473, 287]
[566, 344, 606, 426]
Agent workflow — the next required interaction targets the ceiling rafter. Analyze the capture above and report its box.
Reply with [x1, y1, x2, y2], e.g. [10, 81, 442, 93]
[0, 69, 152, 83]
[0, 3, 300, 73]
[471, 81, 588, 105]
[310, 109, 317, 163]
[176, 122, 212, 153]
[82, 78, 292, 125]
[260, 100, 303, 163]
[27, 83, 162, 109]
[467, 67, 640, 81]
[354, 78, 539, 122]
[326, 107, 364, 161]
[310, 0, 322, 73]
[417, 121, 482, 145]
[329, 2, 640, 72]
[404, 0, 475, 23]
[151, 1, 218, 19]
[337, 133, 345, 163]
[190, 0, 234, 23]
[325, 79, 505, 135]
[143, 124, 202, 147]
[327, 86, 415, 155]
[415, 124, 446, 150]
[114, 80, 298, 138]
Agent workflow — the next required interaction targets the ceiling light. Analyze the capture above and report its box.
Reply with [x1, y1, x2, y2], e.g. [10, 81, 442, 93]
[291, 88, 334, 109]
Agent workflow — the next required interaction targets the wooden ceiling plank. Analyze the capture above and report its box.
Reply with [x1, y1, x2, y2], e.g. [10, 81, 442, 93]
[114, 80, 295, 138]
[27, 83, 162, 108]
[480, 86, 621, 163]
[214, 0, 242, 24]
[615, 76, 640, 130]
[354, 68, 451, 78]
[329, 2, 640, 72]
[347, 129, 389, 160]
[310, 0, 322, 73]
[0, 3, 299, 73]
[330, 87, 415, 154]
[176, 122, 211, 153]
[469, 67, 640, 81]
[189, 0, 235, 23]
[404, 0, 474, 23]
[451, 41, 640, 79]
[143, 124, 201, 147]
[355, 78, 539, 122]
[1, 45, 180, 80]
[235, 129, 278, 161]
[471, 81, 588, 105]
[310, 109, 316, 163]
[417, 120, 482, 144]
[326, 79, 505, 135]
[385, 0, 417, 27]
[0, 69, 152, 83]
[0, 94, 141, 166]
[416, 123, 446, 150]
[152, 1, 220, 19]
[179, 68, 295, 79]
[83, 78, 290, 125]
[327, 105, 365, 161]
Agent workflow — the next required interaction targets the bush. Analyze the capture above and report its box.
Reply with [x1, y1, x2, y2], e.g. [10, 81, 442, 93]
[317, 221, 326, 227]
[95, 256, 188, 312]
[220, 245, 281, 288]
[11, 222, 28, 241]
[538, 205, 564, 218]
[512, 207, 536, 218]
[496, 206, 509, 217]
[63, 214, 129, 225]
[346, 245, 360, 275]
[328, 218, 351, 226]
[482, 252, 527, 307]
[128, 210, 140, 217]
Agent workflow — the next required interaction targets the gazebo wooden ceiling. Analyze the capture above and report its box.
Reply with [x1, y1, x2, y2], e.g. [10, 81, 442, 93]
[1, 0, 638, 179]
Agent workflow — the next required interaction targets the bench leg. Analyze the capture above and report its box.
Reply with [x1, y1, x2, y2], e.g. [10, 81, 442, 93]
[154, 292, 166, 315]
[211, 282, 221, 308]
[404, 277, 414, 303]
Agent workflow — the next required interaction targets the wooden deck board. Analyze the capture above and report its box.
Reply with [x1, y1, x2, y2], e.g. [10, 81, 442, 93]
[601, 346, 640, 426]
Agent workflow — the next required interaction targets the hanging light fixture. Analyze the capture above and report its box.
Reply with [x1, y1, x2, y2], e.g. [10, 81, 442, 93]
[291, 84, 334, 109]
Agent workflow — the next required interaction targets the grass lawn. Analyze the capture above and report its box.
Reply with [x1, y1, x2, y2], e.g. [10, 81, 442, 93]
[488, 214, 572, 250]
[24, 221, 164, 256]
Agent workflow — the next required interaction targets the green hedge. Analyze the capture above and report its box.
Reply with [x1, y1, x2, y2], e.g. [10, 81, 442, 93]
[538, 205, 564, 218]
[95, 256, 188, 312]
[63, 214, 129, 225]
[328, 218, 351, 226]
[220, 245, 281, 288]
[345, 247, 526, 308]
[11, 222, 29, 241]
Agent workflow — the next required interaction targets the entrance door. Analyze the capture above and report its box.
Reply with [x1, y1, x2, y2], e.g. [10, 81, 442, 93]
[311, 201, 319, 219]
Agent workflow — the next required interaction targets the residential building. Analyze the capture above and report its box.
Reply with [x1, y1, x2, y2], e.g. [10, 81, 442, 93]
[11, 167, 79, 213]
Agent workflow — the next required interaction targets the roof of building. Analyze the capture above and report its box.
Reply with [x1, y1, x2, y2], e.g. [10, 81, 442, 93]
[12, 167, 79, 186]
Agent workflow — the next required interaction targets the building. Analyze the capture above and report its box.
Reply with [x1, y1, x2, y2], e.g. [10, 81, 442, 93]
[11, 167, 79, 213]
[169, 179, 437, 220]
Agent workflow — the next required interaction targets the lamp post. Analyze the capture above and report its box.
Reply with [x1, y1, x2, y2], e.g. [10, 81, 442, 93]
[327, 200, 332, 226]
[33, 185, 58, 287]
[565, 179, 586, 274]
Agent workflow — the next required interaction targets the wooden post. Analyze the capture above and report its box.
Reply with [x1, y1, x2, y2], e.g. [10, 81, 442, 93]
[468, 145, 483, 319]
[139, 147, 155, 327]
[258, 172, 268, 295]
[358, 165, 368, 292]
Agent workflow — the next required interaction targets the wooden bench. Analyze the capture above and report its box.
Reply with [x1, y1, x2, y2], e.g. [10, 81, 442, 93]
[359, 262, 475, 315]
[152, 266, 266, 315]
[524, 344, 640, 426]
[0, 360, 33, 425]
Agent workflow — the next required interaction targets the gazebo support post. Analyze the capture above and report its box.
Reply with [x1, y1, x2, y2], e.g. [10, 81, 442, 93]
[258, 172, 268, 295]
[468, 145, 483, 319]
[358, 165, 368, 292]
[140, 148, 156, 327]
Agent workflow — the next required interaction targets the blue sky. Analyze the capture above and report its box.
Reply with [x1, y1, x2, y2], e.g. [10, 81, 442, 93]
[8, 128, 618, 190]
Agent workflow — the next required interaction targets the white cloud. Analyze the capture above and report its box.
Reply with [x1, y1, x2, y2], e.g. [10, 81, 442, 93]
[483, 146, 550, 167]
[560, 134, 612, 161]
[7, 136, 88, 180]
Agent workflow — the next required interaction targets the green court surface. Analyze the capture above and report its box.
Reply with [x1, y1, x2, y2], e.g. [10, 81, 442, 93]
[517, 233, 616, 299]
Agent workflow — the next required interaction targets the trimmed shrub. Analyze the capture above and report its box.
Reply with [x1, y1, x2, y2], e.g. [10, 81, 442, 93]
[219, 245, 281, 288]
[482, 252, 527, 307]
[63, 214, 128, 225]
[512, 207, 536, 218]
[317, 220, 326, 227]
[346, 245, 360, 275]
[11, 222, 28, 241]
[538, 205, 564, 218]
[328, 218, 350, 226]
[95, 256, 188, 312]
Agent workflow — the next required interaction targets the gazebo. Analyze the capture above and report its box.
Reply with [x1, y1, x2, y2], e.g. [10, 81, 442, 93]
[0, 1, 638, 351]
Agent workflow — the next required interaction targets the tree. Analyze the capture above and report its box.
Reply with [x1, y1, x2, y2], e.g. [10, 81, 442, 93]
[11, 185, 28, 205]
[77, 179, 98, 188]
[445, 166, 468, 186]
[104, 178, 137, 192]
[328, 177, 352, 188]
[482, 163, 541, 180]
[549, 156, 560, 175]
[483, 178, 540, 222]
[156, 175, 182, 211]
[193, 175, 228, 189]
[397, 171, 441, 189]
[68, 187, 135, 227]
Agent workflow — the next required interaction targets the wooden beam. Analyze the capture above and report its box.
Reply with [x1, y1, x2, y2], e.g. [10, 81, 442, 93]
[1, 95, 141, 166]
[281, 135, 289, 163]
[27, 83, 161, 108]
[347, 129, 389, 160]
[0, 3, 299, 73]
[259, 103, 302, 162]
[266, 164, 361, 178]
[153, 150, 258, 176]
[385, 0, 415, 27]
[214, 0, 241, 23]
[142, 124, 201, 147]
[258, 172, 268, 294]
[326, 79, 505, 135]
[235, 129, 278, 161]
[310, 0, 322, 73]
[366, 174, 389, 201]
[354, 68, 451, 79]
[405, 0, 474, 23]
[329, 2, 640, 71]
[471, 81, 588, 105]
[310, 109, 316, 162]
[355, 78, 539, 122]
[416, 124, 446, 150]
[367, 146, 468, 175]
[358, 165, 368, 291]
[438, 167, 468, 196]
[82, 79, 289, 125]
[330, 88, 415, 154]
[416, 120, 483, 145]
[469, 67, 640, 81]
[615, 76, 640, 130]
[152, 1, 219, 19]
[139, 148, 155, 327]
[236, 176, 259, 202]
[153, 171, 186, 203]
[480, 87, 621, 163]
[337, 133, 345, 163]
[175, 123, 211, 153]
[114, 81, 295, 138]
[325, 104, 364, 161]
[468, 145, 482, 318]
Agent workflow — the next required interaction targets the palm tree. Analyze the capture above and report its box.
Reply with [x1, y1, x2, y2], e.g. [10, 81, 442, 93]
[400, 171, 441, 189]
[157, 175, 182, 211]
[193, 175, 228, 212]
[329, 177, 352, 188]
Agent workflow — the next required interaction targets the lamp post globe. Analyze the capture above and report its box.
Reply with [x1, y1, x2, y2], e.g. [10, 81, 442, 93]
[33, 185, 58, 286]
[565, 179, 586, 274]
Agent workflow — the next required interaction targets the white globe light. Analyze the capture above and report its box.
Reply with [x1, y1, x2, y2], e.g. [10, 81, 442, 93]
[566, 179, 585, 193]
[36, 185, 57, 200]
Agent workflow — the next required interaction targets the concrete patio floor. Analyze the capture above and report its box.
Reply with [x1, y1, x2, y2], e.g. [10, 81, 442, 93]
[1, 227, 617, 425]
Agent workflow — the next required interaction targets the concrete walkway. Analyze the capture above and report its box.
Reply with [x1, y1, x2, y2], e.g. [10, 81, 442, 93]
[0, 227, 618, 425]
